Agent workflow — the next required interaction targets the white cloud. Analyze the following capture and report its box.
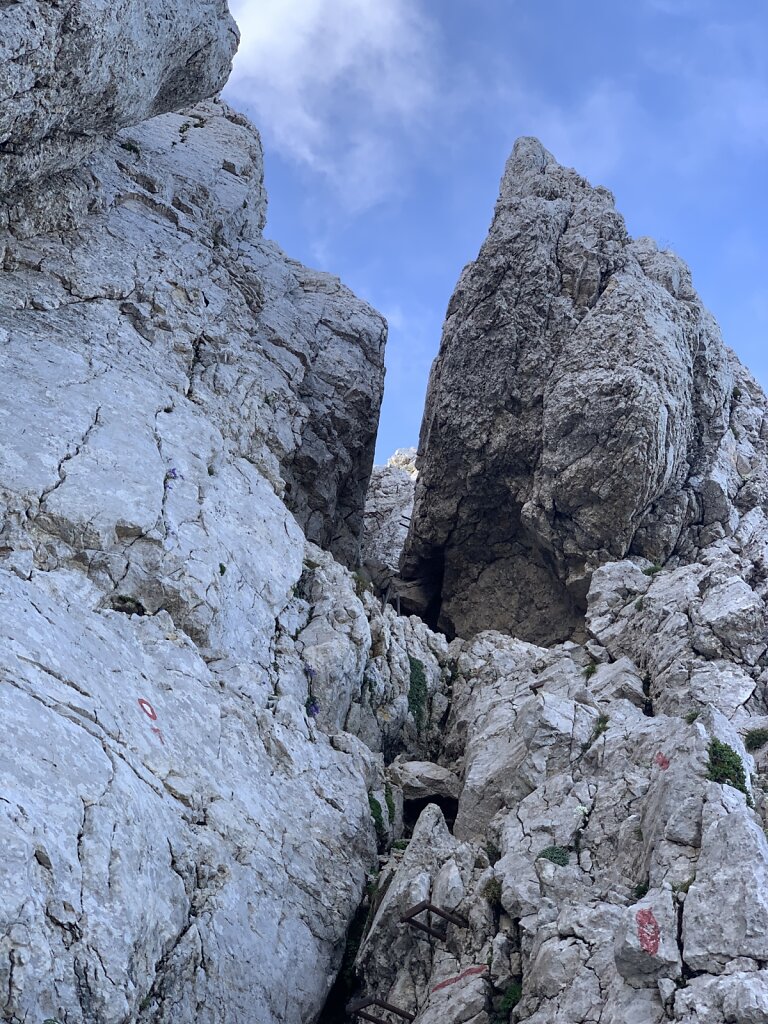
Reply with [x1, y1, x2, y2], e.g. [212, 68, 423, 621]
[224, 0, 437, 210]
[521, 84, 645, 183]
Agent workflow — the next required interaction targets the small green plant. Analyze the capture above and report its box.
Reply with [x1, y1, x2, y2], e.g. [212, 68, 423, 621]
[482, 877, 502, 906]
[732, 385, 743, 402]
[408, 655, 427, 732]
[393, 839, 409, 850]
[632, 879, 649, 900]
[635, 596, 644, 612]
[368, 794, 387, 846]
[385, 783, 395, 822]
[642, 672, 654, 718]
[537, 845, 570, 867]
[486, 840, 502, 865]
[353, 570, 372, 598]
[707, 738, 753, 807]
[685, 709, 700, 724]
[643, 563, 663, 576]
[492, 980, 522, 1021]
[745, 729, 768, 752]
[594, 714, 609, 738]
[179, 121, 193, 137]
[219, 562, 227, 576]
[584, 661, 597, 680]
[633, 825, 643, 841]
[119, 140, 140, 156]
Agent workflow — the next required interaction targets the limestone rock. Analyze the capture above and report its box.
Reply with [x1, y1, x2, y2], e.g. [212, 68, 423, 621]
[401, 137, 742, 645]
[0, 0, 238, 196]
[0, 29, 390, 1021]
[0, 99, 385, 575]
[363, 449, 417, 593]
[389, 759, 462, 802]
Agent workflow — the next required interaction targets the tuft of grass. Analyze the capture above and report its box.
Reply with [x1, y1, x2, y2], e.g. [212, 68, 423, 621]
[643, 563, 663, 577]
[219, 562, 227, 576]
[384, 783, 395, 823]
[745, 728, 768, 753]
[492, 981, 522, 1021]
[368, 795, 387, 847]
[632, 880, 649, 900]
[707, 738, 753, 807]
[119, 140, 140, 156]
[685, 709, 700, 724]
[486, 840, 501, 865]
[537, 845, 570, 867]
[482, 877, 503, 906]
[408, 655, 427, 732]
[584, 661, 597, 680]
[393, 839, 409, 850]
[635, 596, 644, 612]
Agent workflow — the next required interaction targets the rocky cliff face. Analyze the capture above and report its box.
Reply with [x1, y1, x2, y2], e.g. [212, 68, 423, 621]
[5, 5, 768, 1024]
[0, 4, 404, 1021]
[400, 138, 764, 646]
[1, 0, 238, 197]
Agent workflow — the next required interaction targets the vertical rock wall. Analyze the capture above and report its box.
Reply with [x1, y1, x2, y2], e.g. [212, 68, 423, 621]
[401, 138, 734, 645]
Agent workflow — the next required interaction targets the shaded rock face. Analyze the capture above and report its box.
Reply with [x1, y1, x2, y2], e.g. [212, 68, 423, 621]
[0, 0, 239, 196]
[401, 137, 734, 645]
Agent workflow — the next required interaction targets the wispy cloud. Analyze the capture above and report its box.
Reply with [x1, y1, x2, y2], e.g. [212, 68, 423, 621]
[225, 0, 437, 210]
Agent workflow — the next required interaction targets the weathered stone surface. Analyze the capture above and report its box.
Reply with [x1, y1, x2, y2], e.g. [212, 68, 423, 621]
[400, 137, 749, 645]
[0, 0, 238, 196]
[363, 449, 417, 597]
[0, 99, 385, 573]
[0, 50, 393, 1022]
[389, 758, 461, 802]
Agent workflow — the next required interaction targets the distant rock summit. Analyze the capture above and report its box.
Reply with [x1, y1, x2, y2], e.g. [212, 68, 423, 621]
[400, 137, 766, 644]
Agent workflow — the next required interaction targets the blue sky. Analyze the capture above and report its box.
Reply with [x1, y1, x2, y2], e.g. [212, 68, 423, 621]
[224, 0, 768, 463]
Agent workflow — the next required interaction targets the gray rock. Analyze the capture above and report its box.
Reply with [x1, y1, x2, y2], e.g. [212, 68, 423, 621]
[0, 0, 238, 196]
[401, 137, 734, 645]
[363, 449, 417, 593]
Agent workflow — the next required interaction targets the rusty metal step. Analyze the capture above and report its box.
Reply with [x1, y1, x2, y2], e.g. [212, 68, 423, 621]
[347, 996, 416, 1022]
[400, 899, 468, 940]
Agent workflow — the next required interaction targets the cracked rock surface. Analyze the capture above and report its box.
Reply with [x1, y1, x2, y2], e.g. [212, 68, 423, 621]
[399, 137, 768, 646]
[0, 0, 238, 196]
[0, 24, 396, 1020]
[353, 533, 768, 1023]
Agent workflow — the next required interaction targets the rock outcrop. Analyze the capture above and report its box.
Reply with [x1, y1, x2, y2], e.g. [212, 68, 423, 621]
[1, 0, 239, 197]
[353, 534, 768, 1024]
[363, 447, 417, 595]
[6, 5, 768, 1024]
[0, 5, 395, 1020]
[400, 137, 760, 645]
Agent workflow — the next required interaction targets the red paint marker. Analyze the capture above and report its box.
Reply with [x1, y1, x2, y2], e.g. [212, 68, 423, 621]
[138, 698, 158, 721]
[636, 908, 661, 955]
[654, 752, 670, 770]
[431, 965, 488, 993]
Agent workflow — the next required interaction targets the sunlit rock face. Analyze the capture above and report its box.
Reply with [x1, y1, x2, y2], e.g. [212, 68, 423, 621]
[0, 2, 392, 1018]
[401, 137, 740, 645]
[0, 0, 239, 196]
